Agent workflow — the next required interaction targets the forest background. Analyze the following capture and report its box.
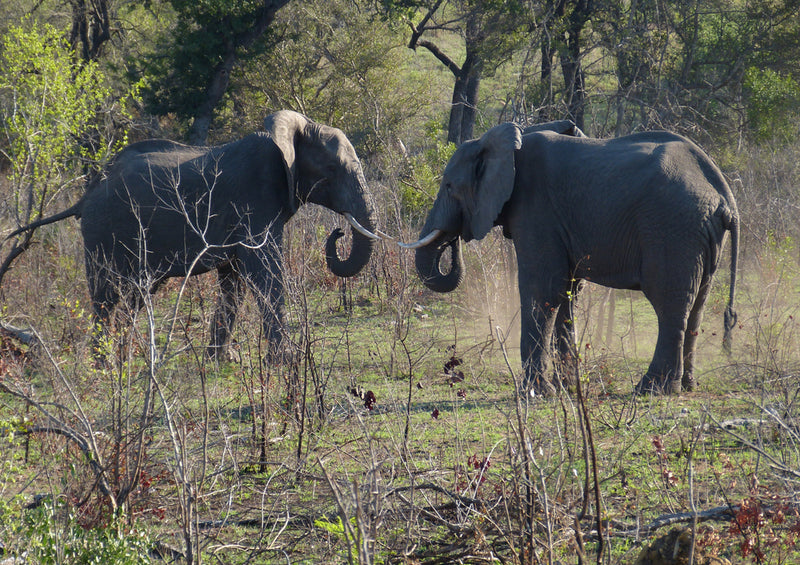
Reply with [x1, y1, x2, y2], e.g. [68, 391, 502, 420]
[0, 1, 799, 564]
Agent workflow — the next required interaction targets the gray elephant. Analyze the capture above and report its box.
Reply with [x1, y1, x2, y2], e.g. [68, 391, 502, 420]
[8, 110, 380, 360]
[521, 119, 586, 138]
[403, 123, 738, 395]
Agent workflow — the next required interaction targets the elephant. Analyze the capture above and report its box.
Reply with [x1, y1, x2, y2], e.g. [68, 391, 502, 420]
[8, 110, 381, 361]
[521, 119, 586, 138]
[402, 122, 738, 396]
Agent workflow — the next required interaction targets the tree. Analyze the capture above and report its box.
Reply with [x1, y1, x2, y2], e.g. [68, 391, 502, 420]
[385, 0, 526, 145]
[238, 0, 428, 158]
[533, 0, 593, 129]
[0, 21, 136, 288]
[67, 0, 114, 61]
[672, 0, 800, 141]
[591, 0, 671, 135]
[140, 0, 292, 144]
[590, 0, 800, 140]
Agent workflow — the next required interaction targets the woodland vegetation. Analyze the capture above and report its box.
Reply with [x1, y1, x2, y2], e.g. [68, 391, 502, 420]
[0, 1, 799, 563]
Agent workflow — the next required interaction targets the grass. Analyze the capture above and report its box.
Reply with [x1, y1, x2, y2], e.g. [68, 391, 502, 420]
[0, 222, 799, 564]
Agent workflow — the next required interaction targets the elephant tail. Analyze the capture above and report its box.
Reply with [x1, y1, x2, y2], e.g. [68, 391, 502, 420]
[4, 201, 83, 241]
[4, 168, 110, 242]
[722, 209, 739, 354]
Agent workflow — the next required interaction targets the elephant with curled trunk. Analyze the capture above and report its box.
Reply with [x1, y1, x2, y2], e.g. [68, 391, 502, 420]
[8, 110, 380, 361]
[404, 122, 738, 396]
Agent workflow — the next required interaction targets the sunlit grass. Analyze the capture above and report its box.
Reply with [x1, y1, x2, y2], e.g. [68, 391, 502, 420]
[0, 219, 799, 564]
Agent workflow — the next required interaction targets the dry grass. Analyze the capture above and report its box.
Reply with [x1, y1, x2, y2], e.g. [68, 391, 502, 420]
[0, 206, 798, 565]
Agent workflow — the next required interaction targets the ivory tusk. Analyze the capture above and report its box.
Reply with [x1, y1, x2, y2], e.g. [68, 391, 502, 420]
[344, 213, 382, 240]
[397, 229, 442, 249]
[375, 229, 396, 241]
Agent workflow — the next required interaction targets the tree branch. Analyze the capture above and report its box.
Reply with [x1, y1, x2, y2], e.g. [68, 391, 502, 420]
[417, 40, 463, 77]
[407, 0, 445, 49]
[188, 0, 292, 145]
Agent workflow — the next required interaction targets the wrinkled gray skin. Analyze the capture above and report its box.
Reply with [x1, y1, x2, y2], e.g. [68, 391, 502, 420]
[12, 111, 376, 361]
[414, 122, 738, 395]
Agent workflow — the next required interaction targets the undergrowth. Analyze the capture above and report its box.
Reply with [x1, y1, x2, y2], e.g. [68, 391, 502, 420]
[0, 220, 798, 565]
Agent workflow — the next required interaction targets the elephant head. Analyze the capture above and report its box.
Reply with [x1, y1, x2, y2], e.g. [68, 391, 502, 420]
[264, 110, 379, 277]
[404, 122, 523, 292]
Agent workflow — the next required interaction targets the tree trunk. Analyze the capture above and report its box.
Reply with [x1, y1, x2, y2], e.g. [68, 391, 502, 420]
[559, 0, 593, 130]
[69, 0, 112, 62]
[189, 47, 237, 145]
[538, 36, 555, 122]
[460, 73, 480, 142]
[187, 0, 292, 145]
[560, 34, 586, 130]
[447, 51, 481, 145]
[410, 9, 484, 147]
[447, 74, 467, 145]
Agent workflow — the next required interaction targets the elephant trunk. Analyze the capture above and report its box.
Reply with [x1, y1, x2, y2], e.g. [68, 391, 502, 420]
[414, 236, 463, 293]
[325, 203, 376, 278]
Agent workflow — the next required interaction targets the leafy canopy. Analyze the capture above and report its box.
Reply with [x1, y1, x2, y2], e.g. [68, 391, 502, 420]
[744, 67, 800, 143]
[141, 0, 276, 125]
[0, 21, 137, 221]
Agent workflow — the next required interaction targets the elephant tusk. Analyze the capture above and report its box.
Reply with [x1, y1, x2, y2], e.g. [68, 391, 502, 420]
[398, 229, 442, 249]
[344, 213, 382, 240]
[375, 229, 397, 241]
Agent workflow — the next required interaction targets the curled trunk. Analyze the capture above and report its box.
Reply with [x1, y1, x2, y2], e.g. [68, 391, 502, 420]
[414, 237, 464, 293]
[325, 209, 376, 278]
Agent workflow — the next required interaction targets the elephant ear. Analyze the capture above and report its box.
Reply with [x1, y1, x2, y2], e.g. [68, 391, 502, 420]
[469, 123, 522, 241]
[264, 110, 310, 213]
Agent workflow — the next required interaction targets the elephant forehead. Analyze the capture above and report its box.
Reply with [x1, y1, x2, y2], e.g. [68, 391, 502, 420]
[443, 142, 481, 186]
[318, 129, 358, 162]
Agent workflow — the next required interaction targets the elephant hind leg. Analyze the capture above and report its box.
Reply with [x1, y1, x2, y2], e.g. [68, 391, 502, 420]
[84, 253, 121, 355]
[635, 319, 685, 395]
[635, 284, 700, 395]
[120, 279, 159, 319]
[681, 277, 713, 391]
[90, 286, 119, 328]
[207, 263, 246, 361]
[634, 252, 706, 395]
[87, 280, 122, 360]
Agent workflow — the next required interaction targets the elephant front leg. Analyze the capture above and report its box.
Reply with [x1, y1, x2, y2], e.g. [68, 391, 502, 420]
[207, 263, 246, 362]
[519, 294, 560, 397]
[553, 281, 583, 388]
[260, 279, 287, 365]
[243, 250, 289, 366]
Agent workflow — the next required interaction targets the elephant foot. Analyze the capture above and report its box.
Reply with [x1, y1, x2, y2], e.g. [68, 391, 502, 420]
[521, 375, 558, 399]
[206, 343, 241, 364]
[265, 342, 298, 367]
[553, 362, 578, 390]
[634, 373, 681, 396]
[91, 355, 112, 372]
[681, 372, 695, 392]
